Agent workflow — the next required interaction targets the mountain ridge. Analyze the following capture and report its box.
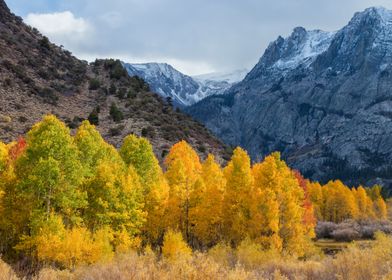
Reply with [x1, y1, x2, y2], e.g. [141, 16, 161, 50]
[124, 62, 247, 107]
[187, 6, 392, 190]
[0, 0, 229, 162]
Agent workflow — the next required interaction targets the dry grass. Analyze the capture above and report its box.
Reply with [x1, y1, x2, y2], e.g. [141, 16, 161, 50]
[2, 233, 392, 280]
[0, 259, 19, 280]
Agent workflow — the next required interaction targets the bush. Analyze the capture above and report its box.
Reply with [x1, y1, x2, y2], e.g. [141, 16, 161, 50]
[110, 103, 123, 123]
[88, 107, 100, 125]
[0, 115, 12, 123]
[89, 78, 101, 90]
[109, 83, 117, 95]
[117, 88, 127, 99]
[141, 126, 156, 138]
[39, 36, 51, 50]
[316, 222, 338, 239]
[316, 220, 392, 241]
[236, 238, 280, 269]
[331, 228, 360, 242]
[109, 125, 124, 136]
[162, 230, 191, 261]
[38, 87, 58, 105]
[18, 116, 28, 123]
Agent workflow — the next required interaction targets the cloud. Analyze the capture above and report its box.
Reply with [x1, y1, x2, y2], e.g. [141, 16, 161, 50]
[12, 0, 392, 75]
[24, 11, 92, 47]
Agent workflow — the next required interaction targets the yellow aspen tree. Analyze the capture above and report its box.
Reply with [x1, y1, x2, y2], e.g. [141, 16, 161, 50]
[252, 160, 281, 251]
[222, 147, 254, 246]
[355, 186, 375, 219]
[374, 197, 388, 220]
[120, 135, 169, 246]
[13, 115, 87, 245]
[251, 153, 308, 256]
[308, 181, 324, 221]
[0, 139, 28, 256]
[322, 180, 358, 223]
[83, 160, 145, 237]
[367, 185, 388, 220]
[0, 141, 7, 173]
[75, 122, 145, 247]
[74, 120, 120, 177]
[191, 154, 226, 247]
[164, 141, 202, 243]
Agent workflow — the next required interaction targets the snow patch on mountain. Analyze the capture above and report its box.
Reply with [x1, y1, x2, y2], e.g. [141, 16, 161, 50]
[123, 62, 248, 107]
[193, 69, 248, 84]
[271, 28, 336, 72]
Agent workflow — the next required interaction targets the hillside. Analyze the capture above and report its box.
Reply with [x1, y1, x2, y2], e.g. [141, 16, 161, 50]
[0, 0, 229, 162]
[188, 7, 392, 189]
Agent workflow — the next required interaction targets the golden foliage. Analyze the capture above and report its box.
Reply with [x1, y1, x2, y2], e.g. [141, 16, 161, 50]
[0, 115, 389, 277]
[162, 229, 192, 261]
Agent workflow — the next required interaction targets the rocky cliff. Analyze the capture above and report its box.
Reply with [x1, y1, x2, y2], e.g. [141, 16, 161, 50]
[188, 7, 392, 189]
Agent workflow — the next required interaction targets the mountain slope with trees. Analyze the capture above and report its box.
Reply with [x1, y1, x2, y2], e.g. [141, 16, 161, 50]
[0, 0, 228, 162]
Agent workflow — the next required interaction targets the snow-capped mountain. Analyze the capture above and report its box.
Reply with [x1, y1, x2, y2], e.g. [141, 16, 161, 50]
[123, 62, 247, 107]
[193, 69, 249, 84]
[187, 7, 392, 190]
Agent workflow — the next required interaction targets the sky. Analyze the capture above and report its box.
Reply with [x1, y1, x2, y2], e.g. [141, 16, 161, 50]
[5, 0, 392, 75]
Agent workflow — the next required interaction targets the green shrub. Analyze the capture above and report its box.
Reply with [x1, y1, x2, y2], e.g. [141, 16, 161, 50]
[89, 78, 101, 90]
[110, 103, 123, 123]
[88, 107, 100, 125]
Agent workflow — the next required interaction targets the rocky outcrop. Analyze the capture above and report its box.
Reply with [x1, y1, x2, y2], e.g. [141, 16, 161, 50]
[188, 7, 392, 189]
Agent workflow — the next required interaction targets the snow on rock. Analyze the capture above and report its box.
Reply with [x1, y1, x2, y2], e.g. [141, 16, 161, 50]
[123, 62, 248, 107]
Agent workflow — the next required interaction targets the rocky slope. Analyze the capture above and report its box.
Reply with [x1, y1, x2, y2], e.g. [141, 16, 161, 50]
[123, 62, 247, 107]
[188, 7, 392, 189]
[0, 0, 229, 162]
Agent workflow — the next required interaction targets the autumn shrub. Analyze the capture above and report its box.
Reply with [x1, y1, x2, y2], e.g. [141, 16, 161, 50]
[208, 242, 234, 266]
[4, 233, 392, 280]
[236, 238, 270, 268]
[161, 230, 192, 261]
[14, 215, 114, 270]
[329, 232, 392, 280]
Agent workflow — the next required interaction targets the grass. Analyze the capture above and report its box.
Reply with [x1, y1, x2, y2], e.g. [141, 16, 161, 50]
[2, 234, 392, 280]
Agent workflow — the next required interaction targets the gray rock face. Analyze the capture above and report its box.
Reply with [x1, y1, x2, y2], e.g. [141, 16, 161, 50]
[123, 62, 247, 107]
[187, 7, 392, 189]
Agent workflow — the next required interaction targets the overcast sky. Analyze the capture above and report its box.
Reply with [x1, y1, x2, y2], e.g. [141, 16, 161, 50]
[5, 0, 392, 75]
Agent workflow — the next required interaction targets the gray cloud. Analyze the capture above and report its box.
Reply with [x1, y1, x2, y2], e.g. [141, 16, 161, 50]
[9, 0, 392, 75]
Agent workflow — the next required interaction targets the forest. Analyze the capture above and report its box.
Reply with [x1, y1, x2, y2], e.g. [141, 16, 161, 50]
[0, 115, 389, 279]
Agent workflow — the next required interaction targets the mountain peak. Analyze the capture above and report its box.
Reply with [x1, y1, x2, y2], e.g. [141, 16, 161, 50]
[348, 6, 392, 27]
[0, 0, 11, 18]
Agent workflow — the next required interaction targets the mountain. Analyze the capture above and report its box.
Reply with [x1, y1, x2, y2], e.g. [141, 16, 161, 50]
[187, 7, 392, 189]
[0, 0, 229, 162]
[123, 62, 247, 107]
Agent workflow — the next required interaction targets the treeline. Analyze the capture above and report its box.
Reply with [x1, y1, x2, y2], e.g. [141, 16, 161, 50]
[308, 180, 387, 223]
[0, 115, 387, 269]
